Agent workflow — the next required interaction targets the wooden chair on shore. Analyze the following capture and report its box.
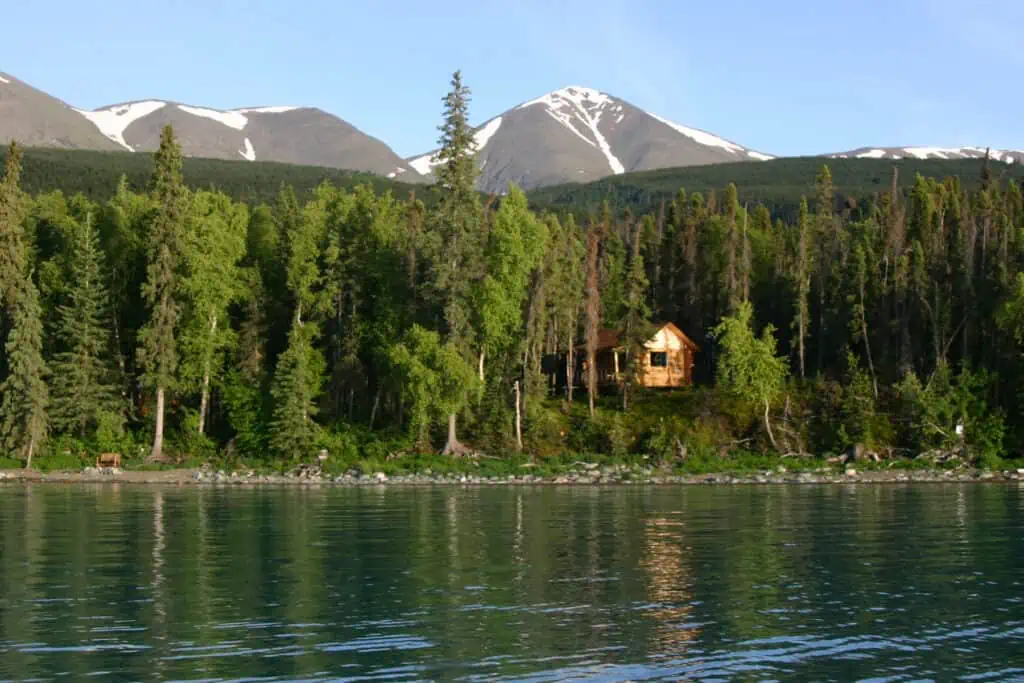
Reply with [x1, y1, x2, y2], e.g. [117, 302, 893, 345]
[96, 452, 121, 468]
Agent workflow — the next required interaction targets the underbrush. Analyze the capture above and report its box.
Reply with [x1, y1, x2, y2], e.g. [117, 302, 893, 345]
[2, 384, 1020, 474]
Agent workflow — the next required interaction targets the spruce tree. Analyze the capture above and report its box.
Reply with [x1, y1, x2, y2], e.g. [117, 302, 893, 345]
[268, 186, 325, 457]
[138, 126, 187, 461]
[50, 214, 122, 436]
[0, 141, 26, 318]
[620, 223, 653, 411]
[430, 70, 482, 454]
[0, 276, 49, 467]
[269, 318, 324, 459]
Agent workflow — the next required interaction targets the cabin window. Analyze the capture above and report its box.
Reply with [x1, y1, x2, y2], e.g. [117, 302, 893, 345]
[650, 351, 668, 367]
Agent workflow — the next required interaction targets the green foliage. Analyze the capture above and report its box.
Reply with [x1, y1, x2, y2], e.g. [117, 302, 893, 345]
[713, 301, 789, 410]
[895, 363, 1005, 460]
[94, 409, 134, 456]
[475, 185, 548, 362]
[3, 76, 1024, 473]
[171, 410, 219, 461]
[8, 146, 428, 207]
[0, 141, 28, 313]
[839, 352, 891, 450]
[221, 369, 269, 456]
[529, 156, 1024, 219]
[0, 277, 49, 463]
[50, 213, 123, 436]
[386, 325, 478, 447]
[269, 319, 325, 460]
[430, 70, 482, 355]
[138, 126, 186, 394]
[177, 190, 247, 402]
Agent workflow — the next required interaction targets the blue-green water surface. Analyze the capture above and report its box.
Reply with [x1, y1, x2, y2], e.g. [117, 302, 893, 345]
[0, 484, 1022, 681]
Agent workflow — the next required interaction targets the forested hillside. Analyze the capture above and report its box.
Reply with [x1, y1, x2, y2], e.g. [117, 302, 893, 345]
[11, 145, 1024, 221]
[1, 71, 1023, 472]
[529, 156, 1024, 220]
[11, 147, 429, 205]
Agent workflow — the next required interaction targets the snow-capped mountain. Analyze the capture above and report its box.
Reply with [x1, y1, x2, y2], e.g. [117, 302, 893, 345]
[6, 71, 1023, 190]
[832, 146, 1024, 164]
[0, 72, 421, 179]
[408, 86, 774, 193]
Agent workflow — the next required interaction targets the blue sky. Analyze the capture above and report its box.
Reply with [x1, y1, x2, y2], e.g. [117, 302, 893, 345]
[3, 0, 1022, 157]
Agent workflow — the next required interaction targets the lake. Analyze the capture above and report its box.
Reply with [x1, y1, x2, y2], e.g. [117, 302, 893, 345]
[0, 483, 1022, 681]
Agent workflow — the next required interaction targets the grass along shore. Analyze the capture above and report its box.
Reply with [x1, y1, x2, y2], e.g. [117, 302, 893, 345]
[2, 450, 1023, 486]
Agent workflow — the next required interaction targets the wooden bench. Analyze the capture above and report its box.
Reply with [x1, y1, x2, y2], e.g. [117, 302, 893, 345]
[96, 452, 121, 468]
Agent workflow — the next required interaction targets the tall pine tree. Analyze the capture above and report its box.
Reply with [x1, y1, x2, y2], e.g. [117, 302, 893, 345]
[138, 126, 187, 461]
[269, 318, 324, 459]
[268, 186, 326, 457]
[51, 214, 122, 437]
[430, 70, 482, 454]
[0, 276, 49, 467]
[0, 141, 26, 319]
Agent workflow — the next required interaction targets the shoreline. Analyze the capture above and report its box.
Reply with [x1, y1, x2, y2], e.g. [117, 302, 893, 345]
[2, 466, 1023, 486]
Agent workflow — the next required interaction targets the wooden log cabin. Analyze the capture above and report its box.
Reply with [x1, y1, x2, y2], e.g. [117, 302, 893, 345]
[548, 322, 701, 391]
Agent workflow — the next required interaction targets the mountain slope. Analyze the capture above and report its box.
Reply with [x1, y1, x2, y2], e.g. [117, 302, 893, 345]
[75, 100, 422, 179]
[409, 86, 773, 193]
[832, 146, 1024, 164]
[0, 72, 422, 180]
[0, 72, 124, 151]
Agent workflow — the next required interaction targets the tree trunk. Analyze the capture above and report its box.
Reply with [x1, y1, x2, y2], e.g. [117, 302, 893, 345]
[441, 412, 469, 455]
[859, 278, 878, 399]
[369, 386, 382, 429]
[25, 437, 34, 470]
[198, 314, 217, 435]
[566, 339, 575, 402]
[862, 316, 879, 399]
[798, 305, 806, 379]
[514, 380, 523, 451]
[152, 386, 165, 461]
[764, 398, 778, 451]
[478, 350, 485, 383]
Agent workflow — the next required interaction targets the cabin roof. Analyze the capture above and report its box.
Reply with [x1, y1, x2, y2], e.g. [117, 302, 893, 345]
[580, 322, 701, 352]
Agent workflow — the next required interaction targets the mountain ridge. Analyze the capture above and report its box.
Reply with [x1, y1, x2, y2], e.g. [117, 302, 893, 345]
[408, 85, 775, 193]
[0, 73, 423, 180]
[4, 71, 1023, 191]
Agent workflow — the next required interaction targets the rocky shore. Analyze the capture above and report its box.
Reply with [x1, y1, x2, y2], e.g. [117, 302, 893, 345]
[2, 464, 1023, 486]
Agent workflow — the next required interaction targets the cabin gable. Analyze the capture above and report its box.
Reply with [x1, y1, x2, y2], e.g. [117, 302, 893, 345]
[552, 321, 700, 391]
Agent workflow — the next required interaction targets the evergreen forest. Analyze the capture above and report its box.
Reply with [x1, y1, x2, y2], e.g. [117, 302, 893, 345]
[2, 71, 1024, 473]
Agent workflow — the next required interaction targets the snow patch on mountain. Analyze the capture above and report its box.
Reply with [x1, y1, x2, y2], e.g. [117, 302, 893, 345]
[0, 75, 9, 84]
[646, 111, 744, 155]
[474, 116, 503, 150]
[76, 100, 168, 150]
[519, 86, 624, 174]
[386, 167, 408, 179]
[177, 105, 248, 130]
[235, 106, 301, 114]
[747, 151, 774, 161]
[239, 138, 256, 161]
[842, 146, 1021, 164]
[408, 153, 436, 176]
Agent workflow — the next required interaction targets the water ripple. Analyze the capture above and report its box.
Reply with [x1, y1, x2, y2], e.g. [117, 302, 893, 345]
[0, 484, 1021, 681]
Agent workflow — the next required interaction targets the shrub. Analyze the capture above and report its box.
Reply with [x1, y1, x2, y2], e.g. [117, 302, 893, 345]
[896, 362, 1005, 460]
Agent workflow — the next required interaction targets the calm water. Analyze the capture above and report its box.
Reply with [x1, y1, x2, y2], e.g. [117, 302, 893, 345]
[0, 484, 1022, 681]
